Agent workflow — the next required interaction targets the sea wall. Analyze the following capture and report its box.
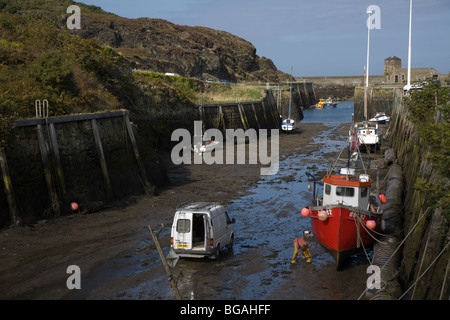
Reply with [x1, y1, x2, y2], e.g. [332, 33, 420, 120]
[0, 111, 169, 227]
[272, 83, 313, 120]
[383, 92, 449, 300]
[353, 86, 400, 122]
[0, 90, 281, 229]
[198, 89, 281, 133]
[314, 85, 355, 102]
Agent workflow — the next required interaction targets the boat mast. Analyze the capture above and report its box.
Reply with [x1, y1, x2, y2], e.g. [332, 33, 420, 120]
[364, 8, 372, 123]
[289, 65, 293, 119]
[407, 0, 413, 88]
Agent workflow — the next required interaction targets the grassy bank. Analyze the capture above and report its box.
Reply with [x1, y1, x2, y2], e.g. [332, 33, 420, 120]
[133, 70, 274, 104]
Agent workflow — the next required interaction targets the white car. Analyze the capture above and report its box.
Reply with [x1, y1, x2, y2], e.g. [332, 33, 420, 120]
[403, 82, 422, 92]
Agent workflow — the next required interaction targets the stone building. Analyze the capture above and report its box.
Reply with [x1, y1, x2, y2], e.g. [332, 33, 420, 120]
[384, 56, 441, 83]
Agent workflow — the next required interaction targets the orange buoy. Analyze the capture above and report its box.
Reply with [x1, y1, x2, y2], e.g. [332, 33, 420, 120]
[379, 194, 387, 204]
[301, 207, 311, 217]
[366, 219, 376, 230]
[71, 202, 79, 211]
[318, 210, 328, 221]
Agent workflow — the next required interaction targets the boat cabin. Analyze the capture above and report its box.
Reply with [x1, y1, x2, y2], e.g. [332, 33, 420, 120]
[322, 168, 371, 209]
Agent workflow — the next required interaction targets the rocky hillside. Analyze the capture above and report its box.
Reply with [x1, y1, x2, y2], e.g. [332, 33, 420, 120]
[2, 0, 287, 82]
[76, 13, 287, 82]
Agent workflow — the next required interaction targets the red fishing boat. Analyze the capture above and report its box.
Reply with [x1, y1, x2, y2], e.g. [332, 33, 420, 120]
[303, 146, 383, 268]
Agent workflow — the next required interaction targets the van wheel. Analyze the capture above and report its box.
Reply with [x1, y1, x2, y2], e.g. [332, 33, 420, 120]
[227, 234, 234, 249]
[214, 244, 220, 260]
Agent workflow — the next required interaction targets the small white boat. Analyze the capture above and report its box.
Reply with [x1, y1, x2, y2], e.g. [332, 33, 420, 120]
[193, 137, 220, 153]
[281, 118, 296, 132]
[323, 98, 337, 108]
[349, 122, 381, 150]
[368, 112, 390, 124]
[281, 66, 297, 133]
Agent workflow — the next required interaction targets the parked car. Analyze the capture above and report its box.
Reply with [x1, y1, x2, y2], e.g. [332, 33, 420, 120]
[403, 82, 422, 92]
[220, 79, 230, 85]
[206, 79, 216, 83]
[171, 202, 235, 260]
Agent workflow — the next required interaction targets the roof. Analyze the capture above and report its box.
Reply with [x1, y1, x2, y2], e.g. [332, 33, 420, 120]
[385, 56, 401, 61]
[323, 174, 371, 188]
[176, 202, 221, 211]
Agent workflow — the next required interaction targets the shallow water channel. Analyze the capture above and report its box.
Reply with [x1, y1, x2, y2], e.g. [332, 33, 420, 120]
[68, 101, 374, 300]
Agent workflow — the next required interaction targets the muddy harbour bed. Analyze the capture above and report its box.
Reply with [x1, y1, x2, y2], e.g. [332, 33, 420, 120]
[0, 117, 388, 300]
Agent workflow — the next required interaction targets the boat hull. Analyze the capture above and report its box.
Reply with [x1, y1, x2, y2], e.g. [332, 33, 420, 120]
[281, 119, 296, 132]
[368, 119, 389, 125]
[310, 205, 380, 268]
[193, 141, 220, 153]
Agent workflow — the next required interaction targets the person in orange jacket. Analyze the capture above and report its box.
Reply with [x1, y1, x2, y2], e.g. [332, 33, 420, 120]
[291, 237, 312, 264]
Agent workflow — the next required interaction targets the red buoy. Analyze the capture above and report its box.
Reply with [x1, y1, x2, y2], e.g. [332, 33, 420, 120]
[318, 210, 328, 221]
[379, 194, 387, 204]
[366, 219, 376, 230]
[71, 202, 79, 211]
[301, 207, 311, 217]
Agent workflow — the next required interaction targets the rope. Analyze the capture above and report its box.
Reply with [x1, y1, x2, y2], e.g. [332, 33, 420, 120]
[352, 214, 373, 266]
[398, 239, 450, 300]
[440, 254, 450, 300]
[357, 207, 430, 300]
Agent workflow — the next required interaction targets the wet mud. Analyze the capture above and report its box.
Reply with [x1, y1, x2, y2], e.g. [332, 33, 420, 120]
[0, 121, 379, 300]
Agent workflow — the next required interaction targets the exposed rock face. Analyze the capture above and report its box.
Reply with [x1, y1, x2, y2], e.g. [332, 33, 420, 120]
[75, 14, 287, 82]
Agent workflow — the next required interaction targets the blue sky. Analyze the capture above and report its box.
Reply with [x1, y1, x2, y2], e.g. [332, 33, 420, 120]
[77, 0, 449, 77]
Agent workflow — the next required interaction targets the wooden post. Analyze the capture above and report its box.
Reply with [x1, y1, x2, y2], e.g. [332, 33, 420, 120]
[48, 123, 66, 198]
[148, 225, 182, 300]
[237, 103, 248, 131]
[123, 114, 151, 195]
[199, 105, 204, 123]
[37, 124, 60, 217]
[260, 100, 270, 129]
[0, 147, 22, 226]
[91, 119, 113, 199]
[251, 103, 260, 130]
[217, 105, 226, 133]
[268, 96, 281, 129]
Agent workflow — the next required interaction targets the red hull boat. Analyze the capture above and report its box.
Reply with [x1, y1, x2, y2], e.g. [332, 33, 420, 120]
[309, 203, 381, 268]
[304, 148, 383, 268]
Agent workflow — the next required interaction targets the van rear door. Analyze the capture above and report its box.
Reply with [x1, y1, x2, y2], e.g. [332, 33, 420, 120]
[173, 212, 192, 250]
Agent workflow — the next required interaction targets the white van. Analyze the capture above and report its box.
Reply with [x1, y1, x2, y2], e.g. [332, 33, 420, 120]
[171, 202, 235, 259]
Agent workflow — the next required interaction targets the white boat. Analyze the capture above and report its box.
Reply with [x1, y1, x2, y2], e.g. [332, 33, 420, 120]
[281, 66, 297, 133]
[324, 98, 337, 108]
[281, 118, 296, 131]
[350, 122, 381, 150]
[349, 8, 381, 152]
[193, 137, 220, 153]
[368, 112, 390, 124]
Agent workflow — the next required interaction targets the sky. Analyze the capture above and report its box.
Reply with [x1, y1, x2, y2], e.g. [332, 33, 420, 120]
[76, 0, 450, 77]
